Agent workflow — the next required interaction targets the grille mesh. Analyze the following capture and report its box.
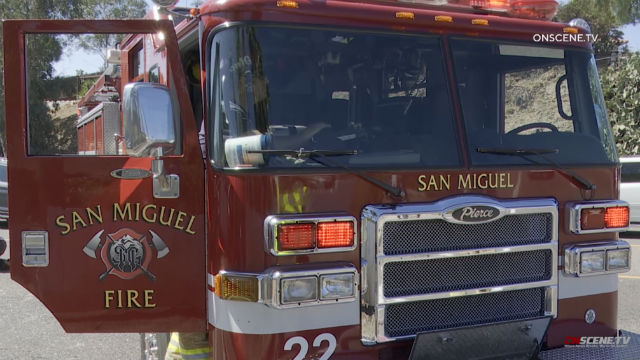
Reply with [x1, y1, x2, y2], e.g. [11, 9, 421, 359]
[384, 288, 546, 338]
[383, 250, 552, 297]
[382, 214, 552, 255]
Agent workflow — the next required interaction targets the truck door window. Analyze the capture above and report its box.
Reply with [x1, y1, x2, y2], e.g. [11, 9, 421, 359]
[24, 32, 182, 156]
[451, 39, 617, 166]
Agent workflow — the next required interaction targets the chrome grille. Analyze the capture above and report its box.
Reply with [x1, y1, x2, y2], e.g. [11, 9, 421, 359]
[384, 288, 546, 338]
[383, 213, 552, 255]
[383, 250, 552, 297]
[360, 196, 558, 344]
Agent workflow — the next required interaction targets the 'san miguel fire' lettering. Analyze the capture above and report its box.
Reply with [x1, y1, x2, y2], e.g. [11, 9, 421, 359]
[104, 289, 156, 309]
[418, 173, 514, 191]
[55, 203, 197, 236]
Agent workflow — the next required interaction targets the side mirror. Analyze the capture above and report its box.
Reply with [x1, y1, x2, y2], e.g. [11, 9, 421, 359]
[122, 83, 177, 157]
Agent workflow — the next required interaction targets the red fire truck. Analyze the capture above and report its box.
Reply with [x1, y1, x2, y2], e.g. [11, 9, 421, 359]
[2, 0, 638, 358]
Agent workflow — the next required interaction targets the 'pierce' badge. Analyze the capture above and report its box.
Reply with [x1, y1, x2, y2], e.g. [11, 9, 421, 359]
[447, 205, 503, 224]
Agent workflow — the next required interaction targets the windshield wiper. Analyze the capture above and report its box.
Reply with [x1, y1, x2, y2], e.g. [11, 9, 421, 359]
[477, 147, 559, 156]
[248, 148, 405, 197]
[477, 147, 595, 191]
[248, 149, 357, 157]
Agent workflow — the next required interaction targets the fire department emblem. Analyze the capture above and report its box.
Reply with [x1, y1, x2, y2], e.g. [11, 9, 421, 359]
[82, 228, 169, 282]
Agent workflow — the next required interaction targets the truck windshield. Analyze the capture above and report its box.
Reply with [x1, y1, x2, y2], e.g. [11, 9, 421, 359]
[209, 26, 459, 169]
[450, 39, 617, 166]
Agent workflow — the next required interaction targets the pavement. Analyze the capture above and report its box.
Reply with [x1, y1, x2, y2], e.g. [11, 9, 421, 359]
[0, 226, 140, 359]
[618, 234, 640, 334]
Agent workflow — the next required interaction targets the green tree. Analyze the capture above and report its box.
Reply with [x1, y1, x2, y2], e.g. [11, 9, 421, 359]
[601, 53, 640, 155]
[0, 0, 86, 156]
[75, 0, 148, 68]
[0, 0, 147, 155]
[555, 0, 627, 58]
[610, 0, 640, 25]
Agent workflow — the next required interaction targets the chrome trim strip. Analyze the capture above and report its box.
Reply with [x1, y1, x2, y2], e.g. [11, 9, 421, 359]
[545, 286, 558, 317]
[110, 168, 152, 179]
[377, 243, 556, 264]
[558, 271, 618, 299]
[564, 240, 631, 276]
[379, 280, 558, 304]
[207, 273, 215, 287]
[264, 214, 357, 256]
[568, 200, 629, 234]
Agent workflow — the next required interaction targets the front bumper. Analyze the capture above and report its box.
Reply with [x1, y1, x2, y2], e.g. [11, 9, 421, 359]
[407, 326, 640, 360]
[409, 317, 550, 360]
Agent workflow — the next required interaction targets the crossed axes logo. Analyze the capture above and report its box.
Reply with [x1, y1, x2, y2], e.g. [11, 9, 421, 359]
[82, 228, 169, 282]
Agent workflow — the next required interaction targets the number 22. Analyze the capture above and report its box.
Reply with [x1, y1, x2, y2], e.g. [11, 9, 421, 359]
[284, 333, 337, 360]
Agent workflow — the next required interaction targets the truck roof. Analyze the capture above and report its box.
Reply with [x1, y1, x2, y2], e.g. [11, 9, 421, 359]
[192, 0, 588, 49]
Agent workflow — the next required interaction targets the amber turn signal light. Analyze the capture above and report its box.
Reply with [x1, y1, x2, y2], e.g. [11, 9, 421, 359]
[214, 273, 259, 302]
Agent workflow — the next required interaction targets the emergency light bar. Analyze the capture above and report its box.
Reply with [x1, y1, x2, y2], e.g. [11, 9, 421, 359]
[395, 0, 559, 20]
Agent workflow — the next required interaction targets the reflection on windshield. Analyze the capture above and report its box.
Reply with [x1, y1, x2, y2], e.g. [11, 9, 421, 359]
[451, 39, 616, 166]
[210, 26, 459, 169]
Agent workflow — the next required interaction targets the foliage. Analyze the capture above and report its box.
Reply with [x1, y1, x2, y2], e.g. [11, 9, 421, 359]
[610, 0, 640, 25]
[75, 0, 147, 68]
[555, 0, 627, 58]
[25, 34, 73, 155]
[601, 55, 640, 156]
[0, 0, 86, 156]
[0, 0, 147, 156]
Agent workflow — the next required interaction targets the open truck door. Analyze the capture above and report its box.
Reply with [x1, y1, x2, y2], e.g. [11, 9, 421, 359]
[2, 20, 206, 332]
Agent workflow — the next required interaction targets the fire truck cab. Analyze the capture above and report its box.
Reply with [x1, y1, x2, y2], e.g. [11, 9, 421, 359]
[2, 0, 637, 358]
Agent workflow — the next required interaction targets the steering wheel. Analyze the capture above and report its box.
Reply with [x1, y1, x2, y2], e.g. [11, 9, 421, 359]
[507, 122, 558, 135]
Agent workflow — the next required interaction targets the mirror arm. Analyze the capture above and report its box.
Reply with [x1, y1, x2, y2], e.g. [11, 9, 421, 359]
[152, 147, 180, 199]
[114, 134, 125, 155]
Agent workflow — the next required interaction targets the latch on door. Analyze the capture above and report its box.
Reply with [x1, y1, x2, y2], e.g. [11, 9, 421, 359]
[22, 231, 49, 267]
[152, 147, 180, 199]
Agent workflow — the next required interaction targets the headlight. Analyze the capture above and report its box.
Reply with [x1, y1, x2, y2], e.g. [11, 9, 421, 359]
[565, 241, 631, 276]
[320, 273, 355, 300]
[281, 276, 317, 304]
[580, 251, 605, 273]
[607, 249, 630, 270]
